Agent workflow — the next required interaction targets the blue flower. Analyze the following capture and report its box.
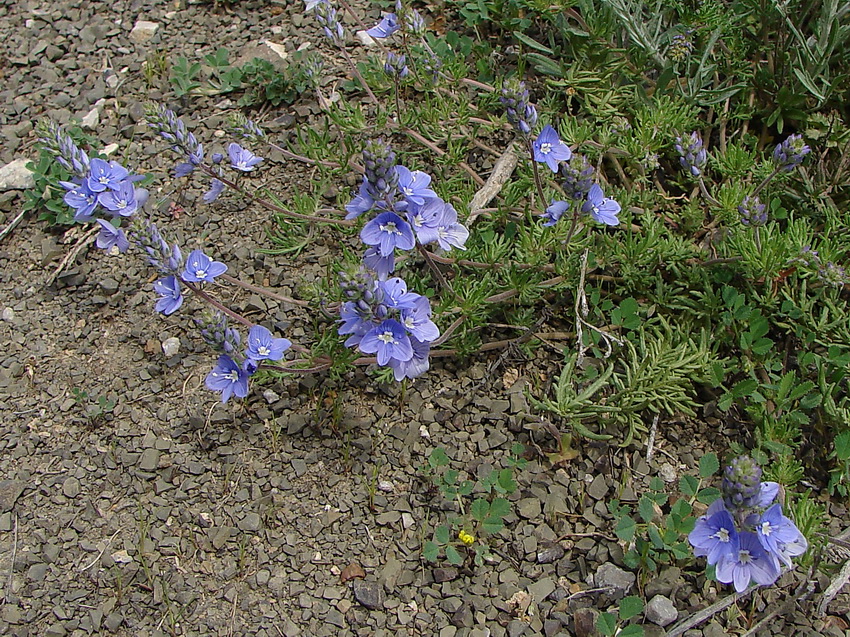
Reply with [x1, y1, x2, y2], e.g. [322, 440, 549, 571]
[715, 531, 781, 593]
[389, 336, 431, 380]
[153, 275, 184, 316]
[86, 158, 129, 193]
[532, 125, 572, 173]
[245, 325, 291, 362]
[541, 200, 569, 227]
[379, 277, 420, 310]
[367, 13, 401, 38]
[97, 180, 139, 217]
[360, 211, 415, 256]
[228, 142, 263, 172]
[205, 355, 250, 403]
[345, 181, 376, 220]
[363, 246, 395, 280]
[95, 219, 130, 253]
[752, 504, 806, 566]
[359, 319, 413, 365]
[416, 203, 469, 251]
[181, 249, 228, 283]
[400, 296, 440, 342]
[688, 499, 738, 565]
[581, 184, 621, 226]
[338, 301, 373, 348]
[395, 166, 437, 210]
[60, 180, 99, 221]
[203, 178, 225, 203]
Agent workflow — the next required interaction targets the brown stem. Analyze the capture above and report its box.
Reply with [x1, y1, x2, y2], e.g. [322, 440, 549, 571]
[203, 167, 354, 227]
[219, 273, 311, 308]
[340, 47, 379, 105]
[184, 281, 253, 327]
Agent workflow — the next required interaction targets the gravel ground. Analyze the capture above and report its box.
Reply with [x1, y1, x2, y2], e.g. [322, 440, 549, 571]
[1, 1, 849, 636]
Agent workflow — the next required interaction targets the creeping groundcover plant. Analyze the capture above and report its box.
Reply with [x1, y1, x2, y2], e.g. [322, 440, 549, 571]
[28, 1, 845, 622]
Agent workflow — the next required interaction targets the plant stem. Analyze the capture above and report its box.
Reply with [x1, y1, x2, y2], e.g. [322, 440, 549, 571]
[202, 166, 355, 227]
[219, 273, 311, 308]
[417, 243, 461, 302]
[340, 47, 379, 106]
[184, 281, 253, 327]
[526, 138, 548, 210]
[751, 166, 782, 198]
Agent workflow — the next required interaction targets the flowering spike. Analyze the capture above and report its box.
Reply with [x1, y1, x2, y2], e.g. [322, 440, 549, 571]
[675, 131, 707, 177]
[773, 134, 810, 172]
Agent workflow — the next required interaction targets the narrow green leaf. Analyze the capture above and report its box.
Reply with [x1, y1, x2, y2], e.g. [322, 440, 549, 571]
[512, 31, 554, 54]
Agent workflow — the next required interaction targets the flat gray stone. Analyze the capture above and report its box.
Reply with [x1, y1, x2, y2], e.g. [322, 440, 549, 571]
[352, 580, 384, 610]
[0, 159, 34, 191]
[592, 563, 635, 599]
[517, 498, 541, 519]
[528, 577, 557, 602]
[138, 448, 159, 472]
[0, 480, 25, 512]
[62, 477, 81, 498]
[129, 21, 159, 44]
[645, 594, 677, 627]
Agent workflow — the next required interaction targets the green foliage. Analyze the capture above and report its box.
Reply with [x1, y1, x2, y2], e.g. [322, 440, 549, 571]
[71, 388, 116, 424]
[596, 594, 645, 636]
[534, 321, 714, 445]
[422, 446, 524, 566]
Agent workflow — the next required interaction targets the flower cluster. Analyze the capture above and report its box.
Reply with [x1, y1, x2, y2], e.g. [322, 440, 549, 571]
[500, 81, 538, 137]
[340, 140, 468, 378]
[60, 156, 146, 225]
[773, 134, 811, 173]
[147, 105, 263, 203]
[203, 318, 292, 403]
[675, 131, 707, 177]
[538, 142, 620, 227]
[668, 33, 694, 62]
[384, 52, 410, 79]
[738, 195, 767, 227]
[689, 456, 807, 593]
[345, 140, 468, 277]
[313, 0, 344, 46]
[365, 1, 426, 38]
[339, 270, 438, 380]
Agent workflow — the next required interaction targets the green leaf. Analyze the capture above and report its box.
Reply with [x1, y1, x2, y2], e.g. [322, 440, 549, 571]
[835, 431, 850, 461]
[679, 474, 699, 497]
[434, 525, 450, 545]
[615, 516, 636, 541]
[697, 487, 721, 504]
[638, 495, 656, 523]
[481, 517, 505, 535]
[497, 469, 517, 494]
[470, 499, 490, 521]
[596, 612, 617, 636]
[619, 595, 644, 620]
[429, 447, 449, 468]
[618, 625, 645, 637]
[512, 31, 554, 54]
[489, 498, 511, 519]
[445, 545, 463, 565]
[457, 481, 474, 497]
[699, 453, 719, 478]
[423, 541, 439, 562]
[648, 524, 666, 549]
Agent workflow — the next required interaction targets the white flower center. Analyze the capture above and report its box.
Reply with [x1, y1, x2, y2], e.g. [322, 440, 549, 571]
[258, 346, 270, 356]
[712, 527, 731, 543]
[403, 186, 413, 196]
[99, 176, 110, 184]
[223, 371, 239, 382]
[195, 269, 206, 278]
[116, 198, 127, 209]
[380, 222, 400, 235]
[540, 142, 552, 155]
[404, 316, 415, 329]
[377, 330, 396, 344]
[738, 549, 752, 564]
[760, 521, 772, 537]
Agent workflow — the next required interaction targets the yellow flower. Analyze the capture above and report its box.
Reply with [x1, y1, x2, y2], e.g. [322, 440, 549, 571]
[458, 530, 475, 546]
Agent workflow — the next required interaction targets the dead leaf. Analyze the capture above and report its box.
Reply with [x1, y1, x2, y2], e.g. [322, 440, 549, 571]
[502, 367, 519, 388]
[340, 562, 366, 583]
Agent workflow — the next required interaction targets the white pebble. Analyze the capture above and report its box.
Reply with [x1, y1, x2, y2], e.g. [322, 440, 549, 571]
[377, 480, 394, 493]
[2, 307, 14, 322]
[161, 337, 180, 357]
